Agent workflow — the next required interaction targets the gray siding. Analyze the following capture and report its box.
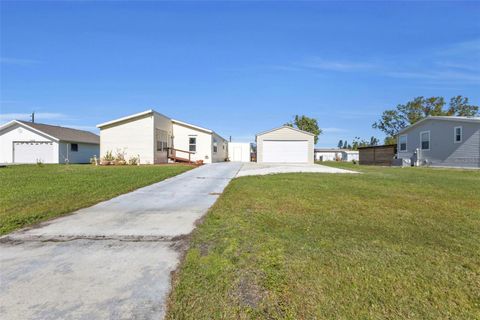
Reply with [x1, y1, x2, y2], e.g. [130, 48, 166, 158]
[397, 119, 480, 168]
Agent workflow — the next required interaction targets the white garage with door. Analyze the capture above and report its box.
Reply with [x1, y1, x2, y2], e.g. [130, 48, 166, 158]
[256, 126, 314, 164]
[13, 141, 56, 163]
[0, 120, 99, 164]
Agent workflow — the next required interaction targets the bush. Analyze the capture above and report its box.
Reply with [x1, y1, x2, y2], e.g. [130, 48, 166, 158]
[103, 151, 114, 162]
[114, 149, 127, 165]
[128, 156, 139, 165]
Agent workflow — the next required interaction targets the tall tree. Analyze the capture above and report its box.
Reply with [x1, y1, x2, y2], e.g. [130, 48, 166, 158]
[343, 141, 348, 149]
[337, 140, 343, 149]
[369, 136, 379, 146]
[285, 115, 322, 144]
[373, 95, 479, 139]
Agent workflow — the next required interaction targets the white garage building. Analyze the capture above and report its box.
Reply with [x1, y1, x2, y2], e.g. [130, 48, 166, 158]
[0, 120, 100, 164]
[256, 126, 314, 164]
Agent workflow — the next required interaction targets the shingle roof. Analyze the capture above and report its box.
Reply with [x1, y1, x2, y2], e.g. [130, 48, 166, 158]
[18, 121, 99, 144]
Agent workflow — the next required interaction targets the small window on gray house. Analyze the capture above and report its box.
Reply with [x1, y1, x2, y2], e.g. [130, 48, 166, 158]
[399, 135, 407, 151]
[189, 137, 196, 152]
[420, 131, 430, 150]
[213, 139, 218, 153]
[71, 143, 78, 152]
[454, 127, 462, 143]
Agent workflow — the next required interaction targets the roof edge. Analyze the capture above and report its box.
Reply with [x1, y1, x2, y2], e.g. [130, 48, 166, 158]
[171, 119, 213, 134]
[398, 116, 480, 135]
[0, 120, 60, 142]
[256, 125, 315, 137]
[97, 109, 159, 128]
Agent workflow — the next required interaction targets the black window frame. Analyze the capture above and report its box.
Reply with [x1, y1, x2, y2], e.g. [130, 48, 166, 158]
[70, 143, 79, 152]
[189, 137, 197, 152]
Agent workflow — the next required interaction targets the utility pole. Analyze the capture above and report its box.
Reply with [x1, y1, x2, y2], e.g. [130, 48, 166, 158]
[31, 112, 35, 123]
[229, 136, 231, 142]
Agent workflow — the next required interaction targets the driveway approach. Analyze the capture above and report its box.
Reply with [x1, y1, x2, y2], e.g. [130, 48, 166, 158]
[0, 162, 242, 320]
[237, 162, 357, 177]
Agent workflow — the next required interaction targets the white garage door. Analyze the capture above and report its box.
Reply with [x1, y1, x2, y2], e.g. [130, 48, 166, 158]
[263, 140, 309, 163]
[13, 141, 55, 164]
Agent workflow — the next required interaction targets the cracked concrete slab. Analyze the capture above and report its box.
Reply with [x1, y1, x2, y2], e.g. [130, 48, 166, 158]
[0, 162, 242, 320]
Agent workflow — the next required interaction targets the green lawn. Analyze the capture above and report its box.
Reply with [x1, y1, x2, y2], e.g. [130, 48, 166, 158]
[167, 164, 480, 319]
[0, 164, 193, 235]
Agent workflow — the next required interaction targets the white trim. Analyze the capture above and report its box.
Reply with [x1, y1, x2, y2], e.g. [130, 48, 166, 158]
[256, 125, 315, 137]
[420, 130, 430, 151]
[0, 120, 60, 142]
[398, 134, 408, 152]
[172, 119, 212, 134]
[96, 109, 172, 128]
[398, 116, 480, 135]
[454, 126, 463, 143]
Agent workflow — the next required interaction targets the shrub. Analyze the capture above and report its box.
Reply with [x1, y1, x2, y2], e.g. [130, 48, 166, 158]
[114, 149, 127, 165]
[103, 151, 114, 162]
[128, 156, 139, 165]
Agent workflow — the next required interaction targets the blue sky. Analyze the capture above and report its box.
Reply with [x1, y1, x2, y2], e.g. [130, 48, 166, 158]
[1, 1, 479, 147]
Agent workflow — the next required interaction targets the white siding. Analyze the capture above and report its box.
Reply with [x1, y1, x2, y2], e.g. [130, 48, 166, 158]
[315, 151, 341, 161]
[228, 142, 251, 162]
[100, 114, 155, 164]
[0, 123, 58, 163]
[172, 122, 213, 163]
[211, 132, 228, 163]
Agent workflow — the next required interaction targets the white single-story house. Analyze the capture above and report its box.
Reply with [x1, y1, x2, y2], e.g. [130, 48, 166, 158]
[396, 116, 480, 168]
[256, 126, 314, 164]
[228, 142, 251, 162]
[97, 110, 228, 164]
[314, 149, 359, 162]
[0, 120, 100, 164]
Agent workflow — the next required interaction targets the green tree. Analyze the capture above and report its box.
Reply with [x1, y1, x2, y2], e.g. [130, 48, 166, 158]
[373, 95, 479, 140]
[369, 136, 379, 146]
[285, 115, 322, 144]
[337, 140, 343, 149]
[384, 136, 396, 145]
[343, 141, 348, 149]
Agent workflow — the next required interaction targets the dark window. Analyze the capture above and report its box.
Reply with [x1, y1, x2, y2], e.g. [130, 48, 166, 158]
[399, 135, 407, 151]
[71, 143, 78, 152]
[420, 131, 430, 150]
[455, 127, 462, 142]
[189, 137, 196, 152]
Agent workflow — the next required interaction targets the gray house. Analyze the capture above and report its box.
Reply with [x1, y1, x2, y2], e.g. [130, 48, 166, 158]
[396, 116, 480, 168]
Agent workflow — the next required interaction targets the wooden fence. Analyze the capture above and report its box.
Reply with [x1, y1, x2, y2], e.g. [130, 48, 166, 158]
[358, 145, 397, 166]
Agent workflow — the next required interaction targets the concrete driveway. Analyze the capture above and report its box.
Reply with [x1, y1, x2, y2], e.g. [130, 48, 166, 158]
[237, 162, 357, 177]
[0, 162, 242, 320]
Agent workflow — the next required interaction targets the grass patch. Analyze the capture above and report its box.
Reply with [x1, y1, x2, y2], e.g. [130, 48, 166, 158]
[167, 164, 480, 319]
[0, 164, 192, 235]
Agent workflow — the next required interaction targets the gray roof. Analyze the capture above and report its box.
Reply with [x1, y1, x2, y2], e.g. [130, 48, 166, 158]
[18, 121, 100, 144]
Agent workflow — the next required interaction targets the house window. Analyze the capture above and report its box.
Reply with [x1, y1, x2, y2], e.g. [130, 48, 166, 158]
[213, 139, 218, 153]
[420, 131, 430, 150]
[189, 137, 196, 152]
[454, 126, 462, 143]
[399, 135, 407, 152]
[71, 143, 78, 152]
